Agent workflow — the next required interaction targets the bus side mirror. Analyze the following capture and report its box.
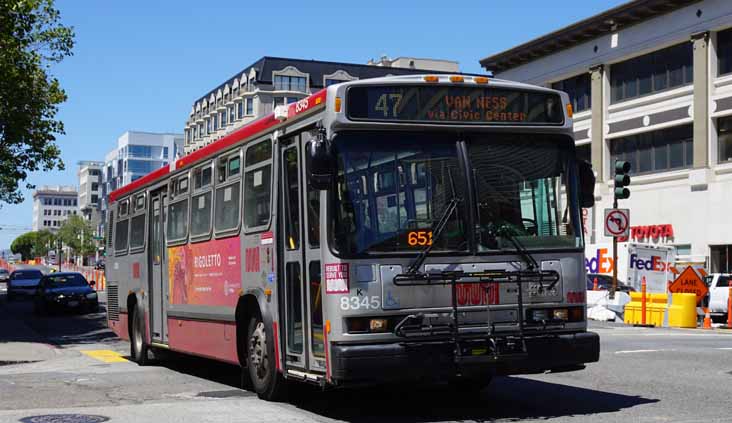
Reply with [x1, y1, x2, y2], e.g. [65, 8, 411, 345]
[578, 160, 595, 208]
[306, 135, 334, 190]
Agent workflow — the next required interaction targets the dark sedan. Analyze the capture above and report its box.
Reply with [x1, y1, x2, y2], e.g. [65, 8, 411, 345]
[7, 269, 44, 301]
[34, 272, 99, 314]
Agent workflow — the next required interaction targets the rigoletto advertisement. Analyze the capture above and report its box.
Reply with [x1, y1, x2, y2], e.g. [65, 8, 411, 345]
[168, 237, 241, 307]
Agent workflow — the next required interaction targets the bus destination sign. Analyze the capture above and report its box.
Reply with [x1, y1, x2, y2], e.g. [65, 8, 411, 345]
[346, 85, 564, 125]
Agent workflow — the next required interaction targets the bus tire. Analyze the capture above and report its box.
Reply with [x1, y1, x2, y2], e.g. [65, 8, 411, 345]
[246, 317, 286, 401]
[130, 305, 150, 366]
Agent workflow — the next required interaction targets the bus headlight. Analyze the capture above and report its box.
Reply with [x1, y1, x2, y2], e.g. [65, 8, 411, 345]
[552, 308, 569, 321]
[369, 318, 388, 333]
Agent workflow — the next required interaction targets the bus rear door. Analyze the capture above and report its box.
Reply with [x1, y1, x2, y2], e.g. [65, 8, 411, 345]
[149, 188, 169, 343]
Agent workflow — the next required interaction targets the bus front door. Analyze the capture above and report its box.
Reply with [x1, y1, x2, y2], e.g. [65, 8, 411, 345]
[280, 133, 326, 375]
[149, 189, 169, 344]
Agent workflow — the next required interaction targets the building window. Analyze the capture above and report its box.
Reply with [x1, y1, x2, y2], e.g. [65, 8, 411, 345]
[611, 42, 693, 103]
[611, 124, 693, 175]
[229, 106, 235, 123]
[246, 98, 253, 115]
[206, 118, 212, 134]
[274, 97, 284, 108]
[91, 182, 99, 191]
[220, 110, 226, 127]
[213, 114, 218, 131]
[716, 115, 732, 163]
[718, 28, 732, 76]
[274, 75, 306, 92]
[552, 73, 591, 113]
[237, 102, 243, 119]
[91, 194, 99, 205]
[325, 79, 346, 87]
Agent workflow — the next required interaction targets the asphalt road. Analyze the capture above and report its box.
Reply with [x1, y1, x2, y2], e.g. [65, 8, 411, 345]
[1, 280, 732, 422]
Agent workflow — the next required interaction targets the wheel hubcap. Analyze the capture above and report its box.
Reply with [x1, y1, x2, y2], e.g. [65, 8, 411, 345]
[249, 322, 268, 380]
[133, 314, 143, 355]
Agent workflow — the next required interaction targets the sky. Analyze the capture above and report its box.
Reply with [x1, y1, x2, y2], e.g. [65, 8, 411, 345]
[0, 0, 626, 250]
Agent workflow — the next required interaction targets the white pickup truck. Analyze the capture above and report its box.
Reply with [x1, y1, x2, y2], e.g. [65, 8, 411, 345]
[706, 273, 732, 321]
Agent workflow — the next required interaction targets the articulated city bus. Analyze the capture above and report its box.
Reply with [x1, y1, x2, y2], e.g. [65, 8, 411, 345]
[106, 74, 599, 400]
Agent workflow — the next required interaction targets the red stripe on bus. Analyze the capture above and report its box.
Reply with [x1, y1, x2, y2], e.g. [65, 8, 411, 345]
[109, 88, 327, 203]
[273, 321, 281, 371]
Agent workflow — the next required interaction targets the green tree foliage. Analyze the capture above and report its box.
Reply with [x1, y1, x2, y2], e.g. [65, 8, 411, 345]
[10, 230, 37, 260]
[31, 228, 56, 256]
[58, 215, 95, 256]
[0, 0, 74, 205]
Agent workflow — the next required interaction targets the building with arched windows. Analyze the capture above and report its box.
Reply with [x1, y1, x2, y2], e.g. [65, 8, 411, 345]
[183, 56, 460, 154]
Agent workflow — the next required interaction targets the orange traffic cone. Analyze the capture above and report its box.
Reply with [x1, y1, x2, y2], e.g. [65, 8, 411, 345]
[703, 309, 712, 329]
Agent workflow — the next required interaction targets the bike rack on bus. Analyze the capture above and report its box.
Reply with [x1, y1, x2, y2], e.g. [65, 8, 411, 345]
[391, 269, 560, 365]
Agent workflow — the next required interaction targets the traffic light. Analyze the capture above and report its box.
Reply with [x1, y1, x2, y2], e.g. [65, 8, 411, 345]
[614, 160, 631, 200]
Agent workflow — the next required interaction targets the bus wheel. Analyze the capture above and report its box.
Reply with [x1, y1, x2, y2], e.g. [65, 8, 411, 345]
[246, 317, 286, 401]
[131, 306, 150, 366]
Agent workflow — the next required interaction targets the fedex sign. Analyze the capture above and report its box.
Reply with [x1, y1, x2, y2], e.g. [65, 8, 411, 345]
[585, 248, 614, 274]
[629, 254, 670, 272]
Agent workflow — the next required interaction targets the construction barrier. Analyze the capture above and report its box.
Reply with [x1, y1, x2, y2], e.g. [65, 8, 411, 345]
[624, 292, 668, 327]
[667, 293, 697, 328]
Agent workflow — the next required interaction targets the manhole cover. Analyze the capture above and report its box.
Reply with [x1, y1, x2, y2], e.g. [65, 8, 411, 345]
[20, 415, 110, 423]
[197, 389, 252, 398]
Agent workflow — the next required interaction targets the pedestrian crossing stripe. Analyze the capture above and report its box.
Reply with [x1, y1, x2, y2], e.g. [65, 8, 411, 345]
[81, 350, 129, 363]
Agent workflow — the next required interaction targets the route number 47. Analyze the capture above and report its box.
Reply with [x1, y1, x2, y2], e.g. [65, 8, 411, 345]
[374, 94, 403, 118]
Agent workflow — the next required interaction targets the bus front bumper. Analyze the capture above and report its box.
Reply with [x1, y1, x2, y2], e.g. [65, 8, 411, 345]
[330, 331, 599, 384]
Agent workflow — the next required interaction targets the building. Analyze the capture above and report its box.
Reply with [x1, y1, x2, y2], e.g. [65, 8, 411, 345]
[77, 161, 104, 233]
[183, 56, 462, 154]
[480, 0, 732, 273]
[99, 131, 183, 235]
[32, 186, 79, 232]
[367, 55, 460, 72]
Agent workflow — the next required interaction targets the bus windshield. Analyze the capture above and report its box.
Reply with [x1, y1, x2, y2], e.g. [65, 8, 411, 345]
[330, 132, 582, 256]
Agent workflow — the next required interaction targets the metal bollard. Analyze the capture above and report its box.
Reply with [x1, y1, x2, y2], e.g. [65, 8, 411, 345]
[641, 276, 647, 325]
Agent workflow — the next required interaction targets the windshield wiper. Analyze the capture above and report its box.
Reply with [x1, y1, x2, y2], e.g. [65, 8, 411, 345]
[406, 168, 460, 274]
[492, 225, 560, 291]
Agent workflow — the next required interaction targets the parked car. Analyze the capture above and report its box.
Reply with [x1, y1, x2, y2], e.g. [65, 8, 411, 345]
[7, 269, 44, 301]
[33, 272, 99, 314]
[586, 273, 636, 293]
[706, 273, 731, 322]
[0, 268, 8, 295]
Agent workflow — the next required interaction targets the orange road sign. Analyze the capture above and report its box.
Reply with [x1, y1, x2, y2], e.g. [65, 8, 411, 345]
[668, 265, 709, 304]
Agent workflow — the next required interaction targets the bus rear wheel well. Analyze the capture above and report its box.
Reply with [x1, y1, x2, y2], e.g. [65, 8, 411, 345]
[235, 295, 261, 366]
[127, 294, 138, 340]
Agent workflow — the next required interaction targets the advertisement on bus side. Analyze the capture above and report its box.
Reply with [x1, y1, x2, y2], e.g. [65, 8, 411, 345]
[168, 237, 241, 307]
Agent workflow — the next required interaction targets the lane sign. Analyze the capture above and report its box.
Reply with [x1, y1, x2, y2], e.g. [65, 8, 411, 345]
[604, 208, 630, 238]
[668, 266, 709, 305]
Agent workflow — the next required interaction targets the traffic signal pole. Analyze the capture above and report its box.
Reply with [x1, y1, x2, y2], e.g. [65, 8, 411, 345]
[611, 161, 631, 300]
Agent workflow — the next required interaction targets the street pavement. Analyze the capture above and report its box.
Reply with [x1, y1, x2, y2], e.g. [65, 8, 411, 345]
[1, 280, 732, 422]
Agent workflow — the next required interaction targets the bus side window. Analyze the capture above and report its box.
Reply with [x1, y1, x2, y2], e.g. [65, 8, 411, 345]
[214, 152, 241, 233]
[283, 145, 300, 250]
[114, 218, 129, 254]
[167, 175, 189, 242]
[244, 140, 273, 230]
[191, 163, 213, 239]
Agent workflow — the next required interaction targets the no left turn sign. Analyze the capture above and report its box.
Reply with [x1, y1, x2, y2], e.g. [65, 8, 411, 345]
[604, 208, 630, 238]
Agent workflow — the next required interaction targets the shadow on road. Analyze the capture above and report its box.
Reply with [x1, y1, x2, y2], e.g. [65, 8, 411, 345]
[0, 295, 118, 346]
[152, 349, 657, 422]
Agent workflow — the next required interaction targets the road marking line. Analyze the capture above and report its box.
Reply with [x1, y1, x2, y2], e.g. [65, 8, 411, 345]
[715, 347, 732, 350]
[615, 349, 668, 354]
[81, 350, 129, 363]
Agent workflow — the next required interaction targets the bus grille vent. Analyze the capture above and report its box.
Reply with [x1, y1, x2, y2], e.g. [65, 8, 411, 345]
[107, 285, 119, 321]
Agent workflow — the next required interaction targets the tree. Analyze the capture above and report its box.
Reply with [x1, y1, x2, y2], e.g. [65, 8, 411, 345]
[58, 215, 94, 257]
[0, 0, 74, 205]
[31, 228, 56, 256]
[10, 230, 37, 260]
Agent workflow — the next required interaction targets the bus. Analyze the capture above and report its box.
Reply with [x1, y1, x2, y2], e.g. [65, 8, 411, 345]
[106, 74, 599, 400]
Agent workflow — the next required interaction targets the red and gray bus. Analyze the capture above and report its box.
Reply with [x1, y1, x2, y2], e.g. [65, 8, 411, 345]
[106, 74, 599, 400]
